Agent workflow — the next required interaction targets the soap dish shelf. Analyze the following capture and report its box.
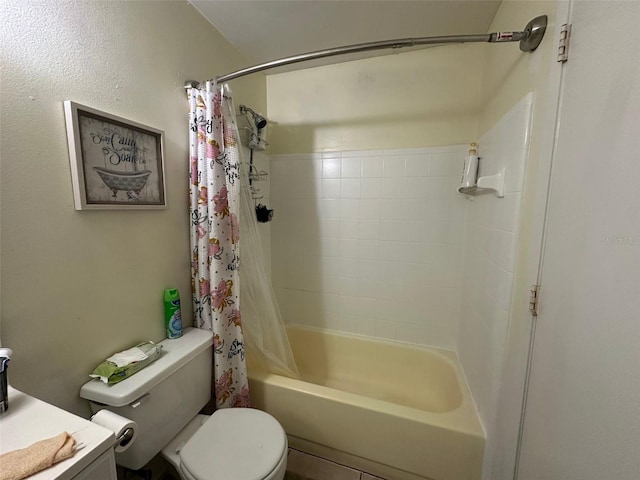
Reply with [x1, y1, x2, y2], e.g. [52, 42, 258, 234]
[460, 169, 505, 198]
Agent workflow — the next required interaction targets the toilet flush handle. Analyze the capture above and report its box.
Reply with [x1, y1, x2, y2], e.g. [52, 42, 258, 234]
[130, 393, 150, 409]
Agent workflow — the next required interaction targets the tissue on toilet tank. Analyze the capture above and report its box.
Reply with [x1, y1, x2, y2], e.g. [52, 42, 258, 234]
[90, 341, 163, 384]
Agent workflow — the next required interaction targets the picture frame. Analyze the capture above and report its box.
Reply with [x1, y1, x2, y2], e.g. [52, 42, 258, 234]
[63, 101, 166, 210]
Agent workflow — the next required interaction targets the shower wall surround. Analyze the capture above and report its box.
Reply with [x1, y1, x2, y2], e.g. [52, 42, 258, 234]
[270, 93, 532, 395]
[269, 93, 533, 478]
[270, 145, 469, 350]
[458, 93, 534, 472]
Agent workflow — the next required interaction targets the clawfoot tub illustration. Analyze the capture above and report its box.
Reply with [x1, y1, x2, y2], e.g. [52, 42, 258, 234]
[93, 167, 152, 200]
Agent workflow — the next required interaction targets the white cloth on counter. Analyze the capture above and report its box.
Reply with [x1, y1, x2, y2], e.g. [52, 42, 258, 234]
[106, 346, 148, 367]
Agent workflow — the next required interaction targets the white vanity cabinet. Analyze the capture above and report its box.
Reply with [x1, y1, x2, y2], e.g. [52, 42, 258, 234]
[71, 449, 117, 480]
[0, 387, 117, 480]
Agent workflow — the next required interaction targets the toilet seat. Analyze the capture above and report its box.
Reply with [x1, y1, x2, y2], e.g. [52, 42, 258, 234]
[179, 408, 288, 480]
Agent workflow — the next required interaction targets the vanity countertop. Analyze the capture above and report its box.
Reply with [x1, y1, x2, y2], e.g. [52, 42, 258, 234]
[0, 386, 115, 480]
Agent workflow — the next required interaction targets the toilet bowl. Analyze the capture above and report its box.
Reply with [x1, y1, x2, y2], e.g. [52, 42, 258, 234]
[80, 328, 287, 480]
[163, 412, 287, 480]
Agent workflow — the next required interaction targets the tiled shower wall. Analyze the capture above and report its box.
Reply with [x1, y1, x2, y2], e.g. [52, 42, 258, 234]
[270, 145, 469, 350]
[457, 93, 534, 475]
[244, 148, 272, 276]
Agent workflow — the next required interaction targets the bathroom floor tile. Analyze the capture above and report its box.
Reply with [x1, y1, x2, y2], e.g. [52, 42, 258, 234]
[150, 448, 388, 480]
[285, 449, 361, 480]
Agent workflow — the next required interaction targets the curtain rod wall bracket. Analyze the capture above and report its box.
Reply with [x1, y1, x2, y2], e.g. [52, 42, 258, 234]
[519, 15, 548, 52]
[205, 15, 547, 84]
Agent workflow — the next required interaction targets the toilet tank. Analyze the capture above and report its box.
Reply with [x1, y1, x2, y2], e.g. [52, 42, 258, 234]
[80, 328, 213, 470]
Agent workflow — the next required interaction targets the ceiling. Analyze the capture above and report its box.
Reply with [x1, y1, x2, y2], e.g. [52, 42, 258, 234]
[189, 1, 502, 75]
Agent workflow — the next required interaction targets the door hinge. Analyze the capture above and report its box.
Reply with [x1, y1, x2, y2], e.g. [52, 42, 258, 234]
[557, 23, 571, 63]
[529, 285, 541, 316]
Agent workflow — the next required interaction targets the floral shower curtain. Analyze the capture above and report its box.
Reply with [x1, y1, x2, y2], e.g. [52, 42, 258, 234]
[189, 82, 249, 409]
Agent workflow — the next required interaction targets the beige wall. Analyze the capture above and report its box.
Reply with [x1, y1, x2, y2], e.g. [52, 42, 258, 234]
[478, 1, 557, 134]
[0, 0, 265, 415]
[267, 44, 484, 154]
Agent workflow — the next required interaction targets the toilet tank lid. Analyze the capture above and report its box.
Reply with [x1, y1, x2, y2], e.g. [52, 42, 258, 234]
[80, 328, 213, 407]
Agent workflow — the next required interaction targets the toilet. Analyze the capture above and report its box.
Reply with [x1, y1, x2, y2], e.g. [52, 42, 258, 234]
[80, 328, 287, 480]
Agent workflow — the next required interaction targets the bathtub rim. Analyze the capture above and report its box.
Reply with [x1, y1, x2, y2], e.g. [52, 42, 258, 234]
[248, 324, 485, 439]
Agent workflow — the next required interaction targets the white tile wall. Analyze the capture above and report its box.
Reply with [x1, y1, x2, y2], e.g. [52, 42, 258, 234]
[241, 147, 272, 277]
[271, 145, 469, 349]
[456, 93, 534, 473]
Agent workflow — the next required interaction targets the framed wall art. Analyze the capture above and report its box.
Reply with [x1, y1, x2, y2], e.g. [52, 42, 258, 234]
[64, 101, 166, 210]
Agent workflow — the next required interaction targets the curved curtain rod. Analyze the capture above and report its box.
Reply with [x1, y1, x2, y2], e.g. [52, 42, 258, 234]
[185, 15, 546, 87]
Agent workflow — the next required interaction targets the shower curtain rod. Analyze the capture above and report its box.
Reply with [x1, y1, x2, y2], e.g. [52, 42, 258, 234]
[186, 15, 546, 86]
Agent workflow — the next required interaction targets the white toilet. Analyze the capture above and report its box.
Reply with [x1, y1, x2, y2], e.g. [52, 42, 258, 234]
[80, 328, 287, 480]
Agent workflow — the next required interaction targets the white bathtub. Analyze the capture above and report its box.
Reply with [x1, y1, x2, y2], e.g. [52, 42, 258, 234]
[247, 326, 484, 480]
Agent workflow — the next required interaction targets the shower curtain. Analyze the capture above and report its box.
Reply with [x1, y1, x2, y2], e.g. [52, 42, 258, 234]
[238, 155, 299, 379]
[189, 82, 249, 409]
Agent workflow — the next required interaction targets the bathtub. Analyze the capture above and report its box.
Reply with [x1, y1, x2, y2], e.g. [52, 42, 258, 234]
[247, 326, 484, 480]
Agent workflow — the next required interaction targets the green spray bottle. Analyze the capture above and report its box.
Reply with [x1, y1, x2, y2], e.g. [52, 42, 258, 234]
[163, 288, 182, 339]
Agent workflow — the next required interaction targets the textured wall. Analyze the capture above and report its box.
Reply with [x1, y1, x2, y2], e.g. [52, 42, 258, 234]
[0, 0, 265, 415]
[266, 44, 484, 154]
